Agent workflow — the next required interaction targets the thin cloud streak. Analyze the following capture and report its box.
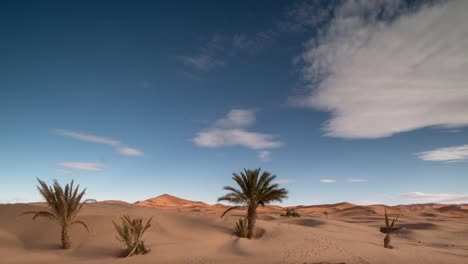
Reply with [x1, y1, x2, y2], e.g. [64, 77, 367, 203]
[399, 192, 468, 204]
[118, 147, 144, 156]
[56, 129, 144, 157]
[320, 179, 336, 183]
[417, 144, 468, 162]
[56, 129, 120, 146]
[58, 162, 106, 171]
[348, 178, 368, 183]
[273, 178, 296, 184]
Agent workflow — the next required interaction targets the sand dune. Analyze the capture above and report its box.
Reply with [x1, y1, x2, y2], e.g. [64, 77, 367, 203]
[0, 195, 467, 263]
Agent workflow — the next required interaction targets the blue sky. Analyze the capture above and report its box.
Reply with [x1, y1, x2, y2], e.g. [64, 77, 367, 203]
[1, 0, 467, 205]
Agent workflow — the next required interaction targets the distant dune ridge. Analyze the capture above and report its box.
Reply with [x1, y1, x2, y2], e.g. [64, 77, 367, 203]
[1, 194, 467, 263]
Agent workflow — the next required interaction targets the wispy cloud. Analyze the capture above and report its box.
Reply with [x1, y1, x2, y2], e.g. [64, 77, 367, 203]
[348, 178, 368, 183]
[232, 31, 276, 53]
[181, 29, 277, 73]
[180, 54, 224, 71]
[192, 109, 283, 159]
[118, 147, 144, 156]
[58, 162, 106, 171]
[273, 178, 296, 184]
[193, 128, 283, 150]
[258, 150, 272, 162]
[292, 0, 468, 139]
[56, 129, 143, 157]
[416, 144, 468, 162]
[56, 129, 120, 146]
[180, 34, 226, 71]
[214, 109, 255, 128]
[320, 179, 336, 183]
[399, 192, 468, 204]
[279, 0, 334, 32]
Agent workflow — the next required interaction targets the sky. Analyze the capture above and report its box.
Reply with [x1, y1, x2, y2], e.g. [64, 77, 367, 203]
[1, 0, 467, 206]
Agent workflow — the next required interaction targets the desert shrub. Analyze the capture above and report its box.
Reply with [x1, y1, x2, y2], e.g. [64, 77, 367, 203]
[383, 208, 399, 249]
[235, 218, 249, 238]
[113, 215, 152, 257]
[280, 208, 300, 218]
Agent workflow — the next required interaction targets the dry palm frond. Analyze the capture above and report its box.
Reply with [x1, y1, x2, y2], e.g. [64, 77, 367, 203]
[383, 208, 400, 249]
[113, 215, 152, 257]
[384, 208, 399, 234]
[22, 178, 90, 249]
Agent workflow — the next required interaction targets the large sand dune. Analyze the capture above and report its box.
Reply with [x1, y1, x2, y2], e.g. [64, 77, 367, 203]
[1, 195, 467, 263]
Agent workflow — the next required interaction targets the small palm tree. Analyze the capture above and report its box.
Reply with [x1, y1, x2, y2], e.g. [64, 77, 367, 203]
[218, 168, 288, 239]
[383, 208, 399, 249]
[113, 215, 152, 257]
[280, 208, 300, 218]
[23, 178, 91, 249]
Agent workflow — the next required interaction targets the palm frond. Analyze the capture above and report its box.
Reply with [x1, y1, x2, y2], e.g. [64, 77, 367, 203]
[72, 220, 90, 232]
[220, 206, 242, 218]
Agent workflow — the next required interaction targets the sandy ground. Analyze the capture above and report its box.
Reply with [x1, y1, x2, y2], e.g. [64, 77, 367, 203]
[1, 194, 467, 263]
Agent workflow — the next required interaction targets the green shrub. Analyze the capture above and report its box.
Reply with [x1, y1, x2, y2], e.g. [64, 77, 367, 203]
[280, 208, 300, 218]
[235, 218, 249, 238]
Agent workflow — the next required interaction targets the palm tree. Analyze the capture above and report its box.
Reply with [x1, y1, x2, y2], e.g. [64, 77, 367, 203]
[23, 178, 91, 249]
[218, 168, 288, 239]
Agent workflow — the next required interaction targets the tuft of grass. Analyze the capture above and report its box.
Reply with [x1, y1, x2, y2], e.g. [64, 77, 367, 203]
[23, 178, 92, 249]
[234, 218, 249, 238]
[280, 208, 300, 218]
[383, 208, 399, 249]
[113, 215, 152, 257]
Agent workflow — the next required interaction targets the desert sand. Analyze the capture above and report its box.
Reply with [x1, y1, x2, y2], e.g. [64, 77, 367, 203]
[1, 194, 467, 263]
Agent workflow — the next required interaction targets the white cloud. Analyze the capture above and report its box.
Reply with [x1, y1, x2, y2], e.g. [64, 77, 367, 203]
[56, 129, 120, 146]
[118, 147, 144, 156]
[192, 109, 283, 151]
[258, 150, 272, 162]
[348, 178, 368, 183]
[58, 162, 106, 171]
[399, 192, 468, 204]
[320, 179, 336, 183]
[294, 0, 468, 139]
[56, 129, 143, 157]
[193, 128, 283, 150]
[214, 109, 255, 128]
[273, 178, 296, 184]
[416, 144, 468, 162]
